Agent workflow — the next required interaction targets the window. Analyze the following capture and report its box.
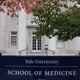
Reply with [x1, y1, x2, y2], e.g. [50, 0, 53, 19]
[56, 37, 65, 49]
[11, 11, 19, 23]
[10, 32, 17, 47]
[32, 33, 41, 51]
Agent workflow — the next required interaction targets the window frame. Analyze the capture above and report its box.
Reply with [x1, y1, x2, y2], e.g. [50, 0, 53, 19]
[56, 37, 65, 49]
[31, 32, 42, 52]
[10, 31, 18, 48]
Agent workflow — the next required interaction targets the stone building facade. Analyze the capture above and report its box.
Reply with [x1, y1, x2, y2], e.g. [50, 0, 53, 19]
[0, 1, 80, 56]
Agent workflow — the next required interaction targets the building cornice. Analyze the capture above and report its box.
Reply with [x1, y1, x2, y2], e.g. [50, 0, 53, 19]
[26, 25, 37, 29]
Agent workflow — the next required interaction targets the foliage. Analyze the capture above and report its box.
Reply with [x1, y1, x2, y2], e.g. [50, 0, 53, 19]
[32, 1, 80, 41]
[0, 0, 78, 16]
[56, 6, 80, 41]
[32, 0, 68, 37]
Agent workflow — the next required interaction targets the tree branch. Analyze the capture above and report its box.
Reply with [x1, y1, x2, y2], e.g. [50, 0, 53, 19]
[0, 0, 4, 5]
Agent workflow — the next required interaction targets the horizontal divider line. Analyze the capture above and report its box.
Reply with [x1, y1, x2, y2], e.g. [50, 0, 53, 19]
[5, 65, 79, 68]
[38, 79, 45, 80]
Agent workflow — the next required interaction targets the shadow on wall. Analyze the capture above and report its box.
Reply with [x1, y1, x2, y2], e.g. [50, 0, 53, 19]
[0, 53, 2, 56]
[79, 52, 80, 56]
